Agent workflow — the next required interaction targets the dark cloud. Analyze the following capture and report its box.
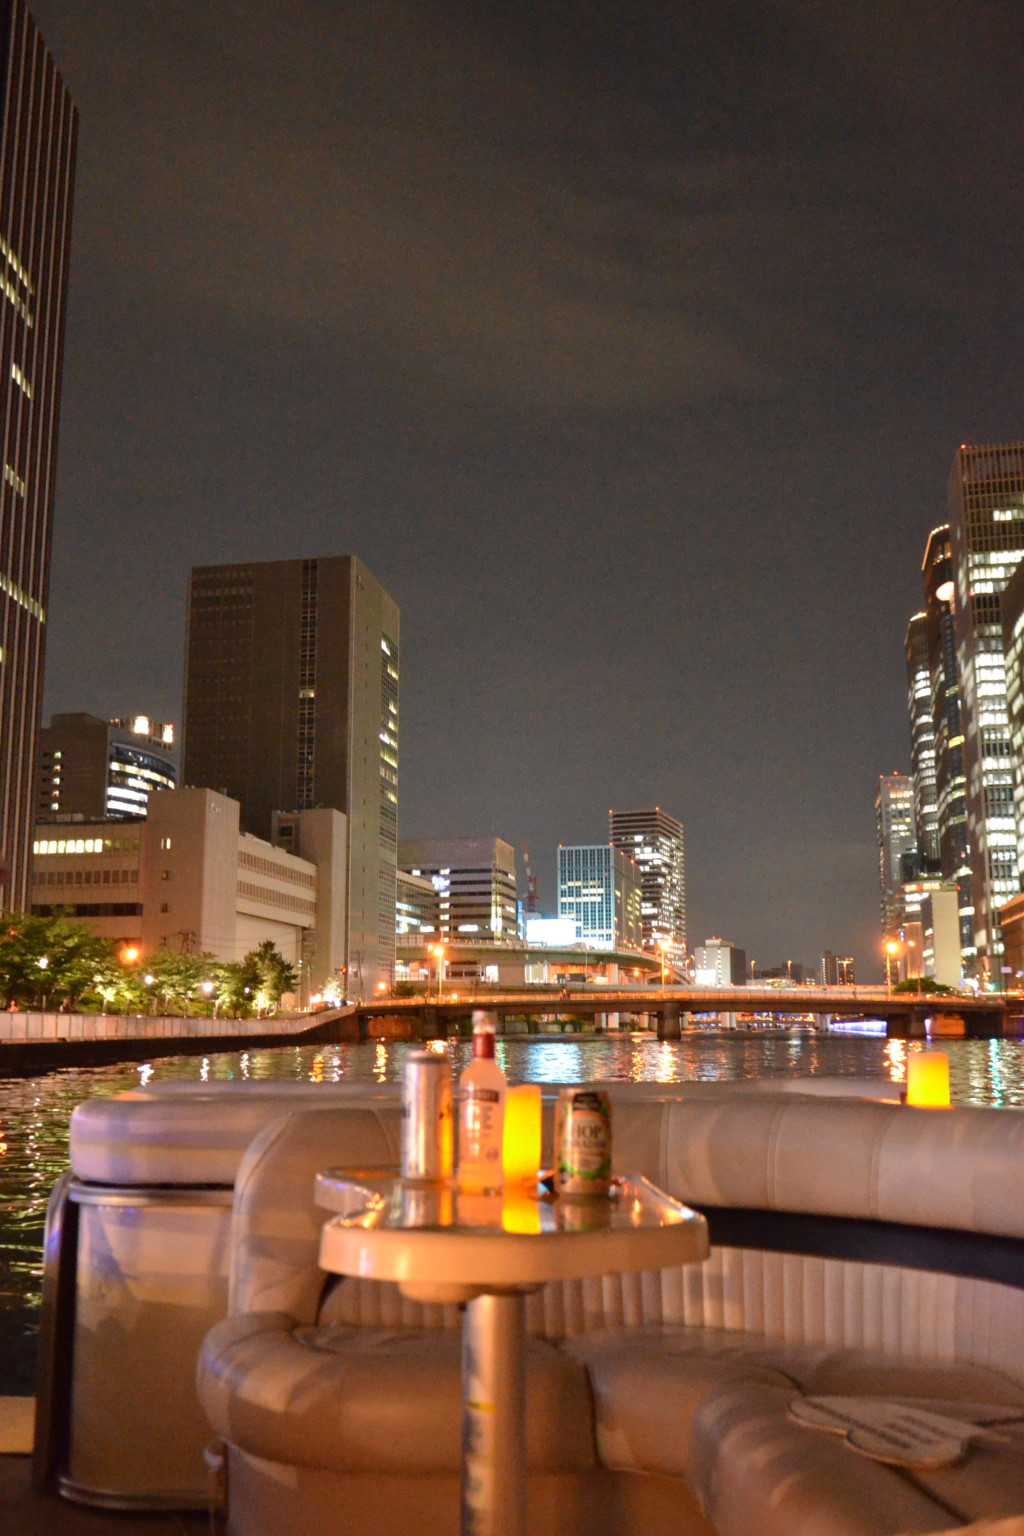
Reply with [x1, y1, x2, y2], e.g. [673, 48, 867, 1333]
[27, 0, 1024, 973]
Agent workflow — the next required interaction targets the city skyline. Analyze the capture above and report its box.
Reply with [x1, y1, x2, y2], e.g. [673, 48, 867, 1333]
[23, 1, 1024, 975]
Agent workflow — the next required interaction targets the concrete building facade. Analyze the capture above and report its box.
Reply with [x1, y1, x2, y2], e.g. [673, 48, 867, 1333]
[608, 806, 686, 964]
[31, 787, 347, 998]
[0, 3, 77, 911]
[556, 844, 642, 952]
[398, 837, 517, 945]
[395, 867, 439, 940]
[36, 712, 177, 823]
[920, 886, 963, 989]
[182, 555, 398, 997]
[694, 938, 747, 987]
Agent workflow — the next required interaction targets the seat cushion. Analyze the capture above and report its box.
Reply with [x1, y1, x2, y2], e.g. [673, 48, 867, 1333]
[564, 1327, 1024, 1536]
[199, 1311, 596, 1476]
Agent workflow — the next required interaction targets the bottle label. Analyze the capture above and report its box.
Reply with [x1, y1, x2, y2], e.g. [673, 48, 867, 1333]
[556, 1089, 612, 1195]
[461, 1087, 502, 1165]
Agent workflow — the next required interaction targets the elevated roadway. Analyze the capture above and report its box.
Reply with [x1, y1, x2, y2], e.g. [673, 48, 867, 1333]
[355, 986, 1023, 1040]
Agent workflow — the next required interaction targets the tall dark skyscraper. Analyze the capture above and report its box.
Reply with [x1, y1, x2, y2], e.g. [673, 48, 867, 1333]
[182, 556, 399, 994]
[0, 2, 77, 912]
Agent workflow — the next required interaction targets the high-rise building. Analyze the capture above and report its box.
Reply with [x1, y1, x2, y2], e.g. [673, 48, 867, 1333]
[398, 838, 517, 946]
[905, 613, 940, 865]
[556, 844, 642, 951]
[920, 524, 975, 973]
[0, 4, 77, 911]
[395, 868, 439, 939]
[694, 938, 747, 987]
[183, 556, 399, 996]
[1002, 558, 1024, 895]
[36, 712, 177, 822]
[919, 886, 963, 989]
[609, 806, 686, 962]
[949, 444, 1024, 980]
[820, 951, 854, 986]
[875, 773, 916, 936]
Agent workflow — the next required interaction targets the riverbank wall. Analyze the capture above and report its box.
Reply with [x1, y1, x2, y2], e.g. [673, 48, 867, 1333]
[0, 1010, 323, 1044]
[0, 1007, 362, 1075]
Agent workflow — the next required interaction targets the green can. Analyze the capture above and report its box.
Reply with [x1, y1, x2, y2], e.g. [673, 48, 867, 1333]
[555, 1088, 612, 1197]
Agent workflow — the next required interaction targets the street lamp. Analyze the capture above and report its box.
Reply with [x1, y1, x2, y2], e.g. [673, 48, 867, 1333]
[656, 938, 670, 995]
[905, 939, 919, 994]
[431, 944, 446, 1000]
[884, 940, 900, 997]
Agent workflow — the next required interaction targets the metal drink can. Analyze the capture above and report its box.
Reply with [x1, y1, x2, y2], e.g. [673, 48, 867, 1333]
[555, 1087, 612, 1197]
[401, 1049, 454, 1181]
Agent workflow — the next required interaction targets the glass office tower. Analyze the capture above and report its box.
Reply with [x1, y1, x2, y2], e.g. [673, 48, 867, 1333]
[920, 524, 974, 972]
[905, 611, 940, 865]
[0, 1, 76, 910]
[875, 773, 916, 937]
[557, 843, 642, 951]
[949, 443, 1024, 983]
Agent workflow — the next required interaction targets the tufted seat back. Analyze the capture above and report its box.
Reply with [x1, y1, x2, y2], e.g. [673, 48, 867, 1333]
[228, 1097, 1024, 1381]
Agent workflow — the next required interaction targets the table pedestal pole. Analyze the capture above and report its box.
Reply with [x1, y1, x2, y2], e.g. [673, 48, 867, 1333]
[461, 1292, 526, 1536]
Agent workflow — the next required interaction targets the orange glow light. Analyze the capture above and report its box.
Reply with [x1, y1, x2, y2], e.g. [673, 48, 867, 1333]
[502, 1084, 542, 1187]
[906, 1051, 950, 1108]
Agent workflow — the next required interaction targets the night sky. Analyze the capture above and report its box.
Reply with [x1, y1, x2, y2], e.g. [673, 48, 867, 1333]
[28, 1, 1024, 977]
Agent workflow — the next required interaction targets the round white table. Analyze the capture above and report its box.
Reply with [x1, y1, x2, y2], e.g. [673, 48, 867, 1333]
[316, 1172, 708, 1536]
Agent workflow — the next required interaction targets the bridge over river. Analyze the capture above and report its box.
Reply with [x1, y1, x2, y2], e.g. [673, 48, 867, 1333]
[354, 985, 1024, 1041]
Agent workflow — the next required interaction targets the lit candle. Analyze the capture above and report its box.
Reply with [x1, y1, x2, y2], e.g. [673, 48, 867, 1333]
[906, 1050, 950, 1108]
[502, 1084, 542, 1187]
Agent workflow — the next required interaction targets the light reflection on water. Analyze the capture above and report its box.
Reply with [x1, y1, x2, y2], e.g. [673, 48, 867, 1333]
[3, 1031, 1024, 1390]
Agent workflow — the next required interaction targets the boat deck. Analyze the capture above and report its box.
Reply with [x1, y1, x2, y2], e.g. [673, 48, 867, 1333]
[0, 1455, 212, 1536]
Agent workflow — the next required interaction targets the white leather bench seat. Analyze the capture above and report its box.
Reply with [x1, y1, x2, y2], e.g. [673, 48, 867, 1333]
[187, 1096, 1024, 1536]
[199, 1311, 596, 1475]
[69, 1083, 402, 1186]
[565, 1326, 1024, 1536]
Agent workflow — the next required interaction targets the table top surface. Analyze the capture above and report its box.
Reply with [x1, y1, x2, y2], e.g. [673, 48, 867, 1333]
[316, 1170, 709, 1299]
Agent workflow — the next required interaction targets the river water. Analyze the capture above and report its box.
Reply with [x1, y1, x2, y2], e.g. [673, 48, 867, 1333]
[3, 1029, 1024, 1392]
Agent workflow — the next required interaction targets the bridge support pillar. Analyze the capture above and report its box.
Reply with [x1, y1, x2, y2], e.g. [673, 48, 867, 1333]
[421, 1007, 444, 1040]
[594, 1013, 607, 1033]
[885, 1009, 927, 1040]
[964, 1008, 1004, 1039]
[658, 1004, 682, 1041]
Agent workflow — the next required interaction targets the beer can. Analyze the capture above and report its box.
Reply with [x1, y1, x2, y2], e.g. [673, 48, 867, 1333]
[554, 1087, 612, 1197]
[401, 1048, 453, 1181]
